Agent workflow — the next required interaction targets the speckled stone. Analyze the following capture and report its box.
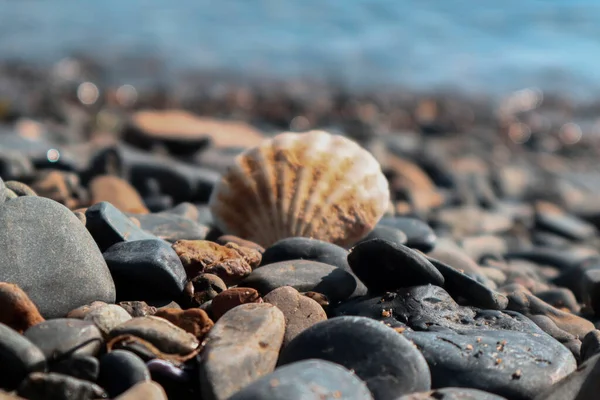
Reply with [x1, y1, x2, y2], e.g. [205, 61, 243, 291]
[0, 196, 116, 318]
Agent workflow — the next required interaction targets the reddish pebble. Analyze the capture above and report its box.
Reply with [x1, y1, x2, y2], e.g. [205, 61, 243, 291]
[0, 282, 44, 333]
[154, 308, 214, 341]
[211, 288, 263, 320]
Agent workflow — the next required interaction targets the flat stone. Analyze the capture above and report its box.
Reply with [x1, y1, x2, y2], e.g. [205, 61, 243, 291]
[348, 239, 444, 294]
[228, 360, 373, 400]
[108, 316, 199, 355]
[89, 175, 149, 214]
[0, 322, 46, 391]
[0, 282, 44, 333]
[103, 239, 187, 302]
[425, 256, 508, 310]
[396, 388, 507, 400]
[211, 288, 263, 320]
[534, 354, 600, 400]
[83, 304, 132, 338]
[278, 316, 431, 400]
[199, 303, 285, 400]
[85, 201, 157, 252]
[264, 286, 327, 346]
[17, 373, 106, 400]
[0, 196, 115, 318]
[24, 319, 103, 361]
[334, 285, 576, 400]
[50, 355, 99, 383]
[98, 350, 150, 398]
[240, 260, 358, 303]
[114, 381, 168, 400]
[378, 217, 436, 252]
[172, 240, 260, 284]
[128, 213, 209, 243]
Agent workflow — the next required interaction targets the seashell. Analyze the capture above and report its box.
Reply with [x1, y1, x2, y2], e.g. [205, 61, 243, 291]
[208, 130, 390, 248]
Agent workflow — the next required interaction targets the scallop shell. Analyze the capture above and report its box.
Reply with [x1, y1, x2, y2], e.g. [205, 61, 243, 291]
[208, 130, 391, 248]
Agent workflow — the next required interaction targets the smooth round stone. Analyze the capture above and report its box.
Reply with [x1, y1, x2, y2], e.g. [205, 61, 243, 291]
[211, 288, 263, 320]
[24, 319, 103, 361]
[348, 239, 444, 294]
[228, 360, 373, 400]
[127, 213, 209, 242]
[264, 286, 327, 346]
[378, 217, 436, 252]
[533, 353, 600, 400]
[425, 256, 508, 310]
[261, 238, 351, 270]
[240, 260, 358, 303]
[199, 303, 286, 400]
[50, 355, 100, 383]
[98, 350, 150, 398]
[0, 322, 46, 391]
[0, 196, 116, 318]
[85, 201, 157, 252]
[395, 388, 507, 400]
[108, 316, 199, 355]
[279, 316, 431, 400]
[334, 285, 576, 400]
[17, 373, 106, 400]
[103, 239, 187, 302]
[83, 304, 132, 338]
[114, 381, 168, 400]
[260, 237, 367, 297]
[581, 330, 600, 363]
[358, 225, 408, 247]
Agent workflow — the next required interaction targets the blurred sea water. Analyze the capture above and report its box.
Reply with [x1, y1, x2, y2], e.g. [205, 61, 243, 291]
[1, 0, 600, 98]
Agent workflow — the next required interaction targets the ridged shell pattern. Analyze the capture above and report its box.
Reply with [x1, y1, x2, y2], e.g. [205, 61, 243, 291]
[209, 130, 391, 248]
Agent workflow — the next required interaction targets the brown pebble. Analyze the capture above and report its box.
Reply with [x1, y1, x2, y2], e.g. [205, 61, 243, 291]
[172, 240, 261, 284]
[154, 308, 214, 340]
[119, 301, 157, 317]
[0, 282, 44, 333]
[66, 301, 108, 319]
[216, 235, 265, 253]
[302, 292, 330, 309]
[89, 175, 149, 214]
[211, 287, 263, 320]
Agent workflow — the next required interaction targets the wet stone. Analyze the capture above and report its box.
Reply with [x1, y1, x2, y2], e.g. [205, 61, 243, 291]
[0, 282, 44, 333]
[17, 372, 106, 400]
[334, 285, 576, 400]
[127, 212, 209, 242]
[172, 240, 260, 284]
[98, 350, 150, 398]
[0, 322, 46, 391]
[279, 316, 431, 400]
[114, 381, 168, 400]
[24, 319, 103, 362]
[228, 359, 373, 400]
[189, 273, 227, 305]
[199, 303, 285, 400]
[240, 260, 358, 303]
[153, 308, 214, 340]
[50, 355, 100, 383]
[103, 239, 187, 302]
[0, 196, 116, 319]
[108, 316, 199, 355]
[396, 388, 507, 400]
[264, 286, 327, 347]
[378, 217, 437, 252]
[211, 287, 263, 320]
[348, 239, 444, 294]
[83, 304, 132, 338]
[85, 201, 157, 252]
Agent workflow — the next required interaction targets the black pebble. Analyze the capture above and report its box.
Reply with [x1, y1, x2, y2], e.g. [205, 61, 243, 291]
[98, 350, 150, 398]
